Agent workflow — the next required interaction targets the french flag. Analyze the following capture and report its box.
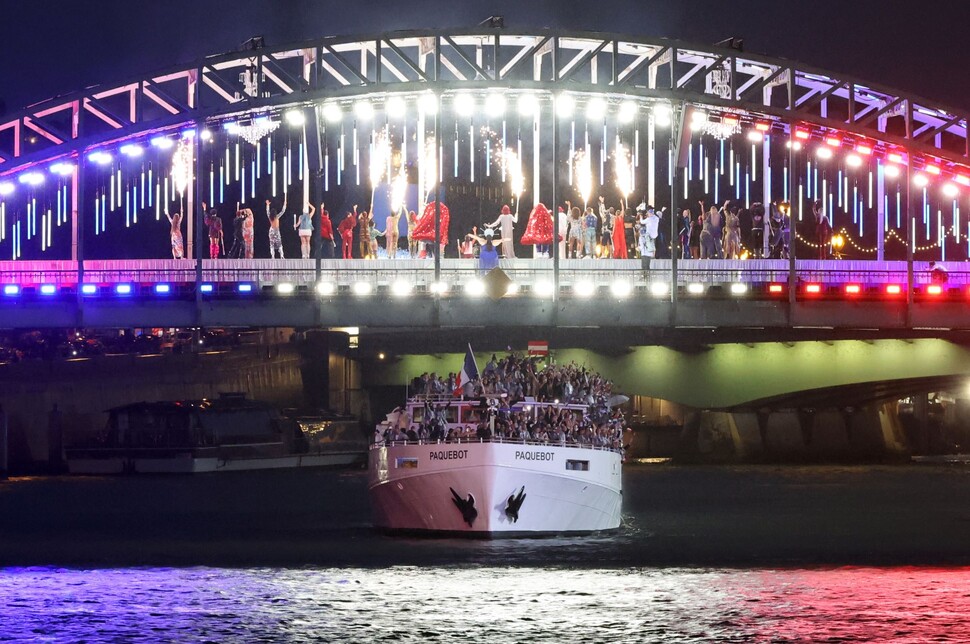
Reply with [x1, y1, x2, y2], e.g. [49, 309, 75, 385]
[454, 343, 480, 396]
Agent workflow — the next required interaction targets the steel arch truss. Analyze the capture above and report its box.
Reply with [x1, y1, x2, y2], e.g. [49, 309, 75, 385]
[1, 29, 968, 174]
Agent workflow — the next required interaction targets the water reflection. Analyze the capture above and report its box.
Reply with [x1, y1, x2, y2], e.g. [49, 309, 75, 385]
[1, 567, 968, 642]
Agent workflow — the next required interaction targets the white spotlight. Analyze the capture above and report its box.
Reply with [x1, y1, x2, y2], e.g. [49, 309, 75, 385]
[151, 136, 174, 150]
[385, 95, 407, 119]
[618, 100, 638, 124]
[50, 162, 76, 176]
[653, 104, 672, 127]
[747, 131, 764, 143]
[390, 279, 412, 297]
[505, 281, 520, 295]
[429, 281, 450, 295]
[586, 97, 607, 120]
[276, 282, 296, 295]
[284, 109, 306, 127]
[556, 94, 575, 118]
[534, 280, 555, 297]
[223, 122, 241, 134]
[88, 151, 113, 165]
[454, 93, 475, 117]
[845, 153, 863, 168]
[913, 174, 929, 188]
[816, 146, 833, 160]
[687, 283, 705, 295]
[610, 280, 632, 298]
[943, 183, 959, 198]
[0, 182, 14, 197]
[786, 141, 803, 151]
[485, 93, 507, 118]
[419, 93, 438, 115]
[465, 279, 486, 297]
[689, 110, 708, 130]
[120, 144, 143, 157]
[322, 103, 343, 123]
[730, 283, 748, 295]
[352, 281, 373, 296]
[354, 101, 374, 120]
[199, 129, 213, 142]
[574, 281, 596, 298]
[517, 94, 539, 116]
[884, 164, 901, 179]
[18, 172, 44, 186]
[649, 282, 669, 297]
[316, 282, 336, 296]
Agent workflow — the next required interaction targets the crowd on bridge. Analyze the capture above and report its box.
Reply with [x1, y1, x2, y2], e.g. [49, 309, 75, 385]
[177, 192, 835, 263]
[376, 352, 625, 449]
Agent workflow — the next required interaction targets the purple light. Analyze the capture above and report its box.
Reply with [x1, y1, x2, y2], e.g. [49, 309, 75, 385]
[237, 283, 254, 293]
[3, 284, 20, 296]
[39, 284, 57, 295]
[200, 283, 214, 294]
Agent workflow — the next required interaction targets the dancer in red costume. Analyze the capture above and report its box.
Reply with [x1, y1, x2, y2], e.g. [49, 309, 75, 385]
[337, 206, 357, 259]
[612, 200, 629, 259]
[411, 202, 451, 256]
[520, 203, 555, 257]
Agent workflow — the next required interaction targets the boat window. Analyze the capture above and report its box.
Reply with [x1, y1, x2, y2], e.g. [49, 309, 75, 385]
[566, 460, 590, 471]
[395, 457, 418, 469]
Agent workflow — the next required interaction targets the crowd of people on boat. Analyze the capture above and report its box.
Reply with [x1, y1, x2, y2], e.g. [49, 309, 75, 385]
[376, 352, 625, 448]
[167, 193, 834, 262]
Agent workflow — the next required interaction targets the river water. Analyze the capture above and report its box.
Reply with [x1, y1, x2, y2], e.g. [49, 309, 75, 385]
[2, 566, 970, 642]
[4, 466, 970, 641]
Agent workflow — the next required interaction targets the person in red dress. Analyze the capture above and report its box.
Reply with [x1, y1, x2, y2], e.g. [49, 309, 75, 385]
[520, 203, 554, 257]
[337, 206, 357, 259]
[612, 200, 628, 259]
[318, 202, 335, 259]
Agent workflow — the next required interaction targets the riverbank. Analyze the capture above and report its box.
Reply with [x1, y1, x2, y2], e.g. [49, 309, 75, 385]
[2, 464, 970, 567]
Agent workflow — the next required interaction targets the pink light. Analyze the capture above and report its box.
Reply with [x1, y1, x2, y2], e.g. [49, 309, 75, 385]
[805, 283, 822, 294]
[856, 144, 873, 155]
[884, 165, 901, 179]
[885, 284, 902, 295]
[888, 152, 906, 165]
[845, 284, 862, 295]
[956, 175, 970, 187]
[927, 284, 943, 296]
[926, 164, 941, 175]
[795, 128, 810, 140]
[825, 136, 841, 147]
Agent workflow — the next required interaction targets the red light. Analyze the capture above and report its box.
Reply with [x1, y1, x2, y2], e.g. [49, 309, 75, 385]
[927, 284, 943, 295]
[825, 136, 841, 147]
[926, 164, 941, 175]
[755, 122, 771, 132]
[768, 283, 784, 294]
[888, 152, 905, 164]
[845, 284, 862, 295]
[805, 283, 822, 294]
[856, 144, 873, 155]
[885, 284, 902, 295]
[956, 175, 970, 187]
[795, 128, 810, 140]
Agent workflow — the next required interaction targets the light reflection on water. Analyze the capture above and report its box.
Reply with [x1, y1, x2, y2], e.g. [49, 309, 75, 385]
[2, 566, 969, 643]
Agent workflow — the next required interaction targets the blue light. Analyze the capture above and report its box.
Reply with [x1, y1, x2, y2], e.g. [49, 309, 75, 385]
[39, 284, 57, 295]
[115, 284, 132, 295]
[3, 285, 20, 296]
[81, 284, 98, 295]
[154, 284, 171, 294]
[200, 284, 214, 294]
[237, 283, 253, 293]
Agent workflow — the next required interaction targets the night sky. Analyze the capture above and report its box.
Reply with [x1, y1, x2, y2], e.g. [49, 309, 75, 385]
[1, 0, 970, 115]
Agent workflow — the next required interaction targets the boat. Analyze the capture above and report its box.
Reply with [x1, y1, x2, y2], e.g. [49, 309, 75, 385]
[65, 392, 366, 474]
[368, 391, 624, 537]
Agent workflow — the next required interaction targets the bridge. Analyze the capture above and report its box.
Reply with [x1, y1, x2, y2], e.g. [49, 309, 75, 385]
[0, 28, 969, 336]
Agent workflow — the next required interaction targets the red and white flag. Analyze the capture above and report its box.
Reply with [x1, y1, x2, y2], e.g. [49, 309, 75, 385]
[528, 341, 549, 356]
[454, 344, 480, 395]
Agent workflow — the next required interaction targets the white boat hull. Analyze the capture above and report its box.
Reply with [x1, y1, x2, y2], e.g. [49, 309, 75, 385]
[368, 441, 622, 536]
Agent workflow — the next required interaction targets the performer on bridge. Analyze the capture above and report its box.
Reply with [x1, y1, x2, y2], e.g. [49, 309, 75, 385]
[203, 203, 224, 259]
[486, 205, 518, 258]
[242, 208, 254, 259]
[406, 210, 419, 258]
[598, 197, 613, 259]
[612, 201, 628, 259]
[164, 206, 183, 259]
[385, 207, 403, 259]
[228, 205, 246, 259]
[318, 203, 335, 259]
[265, 198, 286, 259]
[337, 207, 357, 259]
[357, 210, 371, 259]
[814, 200, 832, 260]
[294, 202, 316, 259]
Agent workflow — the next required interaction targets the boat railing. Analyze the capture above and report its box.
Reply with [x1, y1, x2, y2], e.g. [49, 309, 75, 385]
[405, 395, 590, 411]
[370, 436, 622, 454]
